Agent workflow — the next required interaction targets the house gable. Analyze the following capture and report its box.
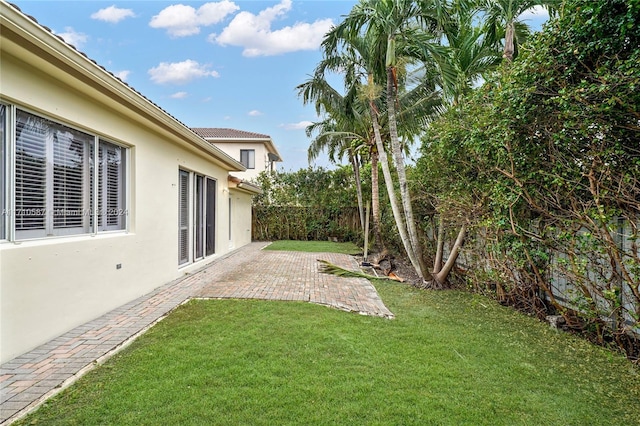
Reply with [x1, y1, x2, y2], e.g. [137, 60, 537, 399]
[192, 127, 283, 180]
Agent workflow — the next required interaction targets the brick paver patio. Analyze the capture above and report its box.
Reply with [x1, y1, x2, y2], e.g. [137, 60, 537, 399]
[0, 242, 393, 425]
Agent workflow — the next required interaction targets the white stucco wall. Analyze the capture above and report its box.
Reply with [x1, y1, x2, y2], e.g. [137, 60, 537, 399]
[229, 190, 254, 249]
[0, 38, 250, 362]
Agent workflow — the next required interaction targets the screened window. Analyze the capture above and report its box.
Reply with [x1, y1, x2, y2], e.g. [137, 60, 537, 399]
[240, 149, 255, 169]
[4, 108, 128, 240]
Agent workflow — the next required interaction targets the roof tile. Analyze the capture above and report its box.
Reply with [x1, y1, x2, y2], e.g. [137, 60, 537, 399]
[191, 127, 271, 139]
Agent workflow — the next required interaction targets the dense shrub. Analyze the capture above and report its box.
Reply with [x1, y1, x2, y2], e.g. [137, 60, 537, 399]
[251, 167, 365, 243]
[413, 0, 639, 358]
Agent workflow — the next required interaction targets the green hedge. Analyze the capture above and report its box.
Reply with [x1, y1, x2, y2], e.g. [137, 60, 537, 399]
[252, 206, 362, 243]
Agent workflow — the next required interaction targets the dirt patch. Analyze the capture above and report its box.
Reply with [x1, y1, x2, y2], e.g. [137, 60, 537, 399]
[360, 251, 423, 286]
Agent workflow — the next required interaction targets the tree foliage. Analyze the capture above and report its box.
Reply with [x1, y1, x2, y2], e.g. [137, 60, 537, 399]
[252, 168, 366, 243]
[414, 0, 640, 357]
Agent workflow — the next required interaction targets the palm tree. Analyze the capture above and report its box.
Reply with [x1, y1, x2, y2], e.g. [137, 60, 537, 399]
[323, 0, 451, 280]
[417, 0, 502, 285]
[481, 0, 559, 62]
[297, 74, 369, 236]
[441, 0, 502, 104]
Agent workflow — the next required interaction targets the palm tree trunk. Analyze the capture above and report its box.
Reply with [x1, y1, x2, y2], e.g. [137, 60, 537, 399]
[386, 66, 427, 279]
[369, 100, 421, 275]
[433, 223, 467, 286]
[503, 22, 515, 61]
[370, 147, 384, 251]
[433, 216, 444, 273]
[349, 151, 366, 234]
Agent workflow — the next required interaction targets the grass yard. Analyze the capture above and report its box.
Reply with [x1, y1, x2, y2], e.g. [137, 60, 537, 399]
[264, 239, 362, 255]
[16, 244, 640, 425]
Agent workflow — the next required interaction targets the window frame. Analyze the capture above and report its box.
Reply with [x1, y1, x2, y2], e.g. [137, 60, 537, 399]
[178, 168, 216, 266]
[96, 139, 127, 232]
[240, 149, 255, 169]
[0, 103, 7, 241]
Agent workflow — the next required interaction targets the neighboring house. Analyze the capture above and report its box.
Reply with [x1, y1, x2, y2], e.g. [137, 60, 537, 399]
[0, 2, 261, 363]
[191, 128, 283, 181]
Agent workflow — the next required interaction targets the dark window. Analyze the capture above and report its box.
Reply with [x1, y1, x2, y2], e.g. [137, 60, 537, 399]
[240, 149, 255, 169]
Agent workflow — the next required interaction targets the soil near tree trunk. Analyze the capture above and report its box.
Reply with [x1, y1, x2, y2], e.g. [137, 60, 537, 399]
[363, 251, 423, 286]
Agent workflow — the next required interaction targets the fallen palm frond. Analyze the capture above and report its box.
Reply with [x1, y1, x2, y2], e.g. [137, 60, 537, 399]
[317, 259, 401, 281]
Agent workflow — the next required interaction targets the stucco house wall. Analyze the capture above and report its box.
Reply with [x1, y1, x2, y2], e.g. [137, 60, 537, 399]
[228, 189, 255, 250]
[214, 141, 270, 181]
[191, 128, 283, 182]
[0, 3, 258, 363]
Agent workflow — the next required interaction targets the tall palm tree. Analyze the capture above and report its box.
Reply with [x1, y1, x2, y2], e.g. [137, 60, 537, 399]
[481, 0, 559, 61]
[419, 0, 502, 285]
[297, 75, 369, 235]
[323, 0, 450, 280]
[442, 0, 502, 104]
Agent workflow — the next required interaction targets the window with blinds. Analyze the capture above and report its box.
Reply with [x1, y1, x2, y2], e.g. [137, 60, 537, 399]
[98, 140, 126, 231]
[8, 108, 128, 240]
[15, 111, 48, 237]
[178, 170, 190, 265]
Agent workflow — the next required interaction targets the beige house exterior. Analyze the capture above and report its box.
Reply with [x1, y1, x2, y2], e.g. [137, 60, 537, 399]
[0, 2, 261, 363]
[192, 128, 283, 181]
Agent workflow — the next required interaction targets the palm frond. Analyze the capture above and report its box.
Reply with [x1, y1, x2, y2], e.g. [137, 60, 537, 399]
[317, 259, 396, 281]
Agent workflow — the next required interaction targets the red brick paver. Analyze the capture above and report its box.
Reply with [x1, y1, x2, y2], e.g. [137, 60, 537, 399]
[0, 243, 393, 425]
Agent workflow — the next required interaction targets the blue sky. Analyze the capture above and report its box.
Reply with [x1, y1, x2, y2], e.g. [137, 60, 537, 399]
[11, 1, 549, 172]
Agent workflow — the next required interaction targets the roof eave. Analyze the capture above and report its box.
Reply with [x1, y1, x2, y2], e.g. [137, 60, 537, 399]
[228, 175, 263, 195]
[0, 1, 246, 172]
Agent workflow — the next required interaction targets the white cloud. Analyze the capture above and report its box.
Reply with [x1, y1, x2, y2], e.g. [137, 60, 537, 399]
[148, 60, 219, 85]
[281, 121, 312, 130]
[211, 0, 334, 57]
[55, 27, 88, 48]
[114, 70, 131, 81]
[248, 110, 263, 117]
[149, 1, 239, 38]
[519, 6, 549, 20]
[170, 91, 189, 99]
[91, 6, 135, 23]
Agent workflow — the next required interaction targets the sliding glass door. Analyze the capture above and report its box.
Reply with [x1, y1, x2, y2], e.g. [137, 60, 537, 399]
[179, 169, 216, 265]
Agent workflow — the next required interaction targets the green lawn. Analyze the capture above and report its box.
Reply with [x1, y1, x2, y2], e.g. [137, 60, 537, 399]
[264, 239, 362, 255]
[16, 246, 640, 425]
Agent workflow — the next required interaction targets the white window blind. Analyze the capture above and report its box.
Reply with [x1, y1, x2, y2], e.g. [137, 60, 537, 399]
[98, 140, 125, 231]
[15, 110, 92, 238]
[52, 127, 91, 233]
[15, 112, 48, 237]
[12, 109, 127, 240]
[178, 170, 190, 265]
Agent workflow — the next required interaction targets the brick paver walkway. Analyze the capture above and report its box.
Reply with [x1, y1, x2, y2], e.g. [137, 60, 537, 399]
[0, 243, 393, 425]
